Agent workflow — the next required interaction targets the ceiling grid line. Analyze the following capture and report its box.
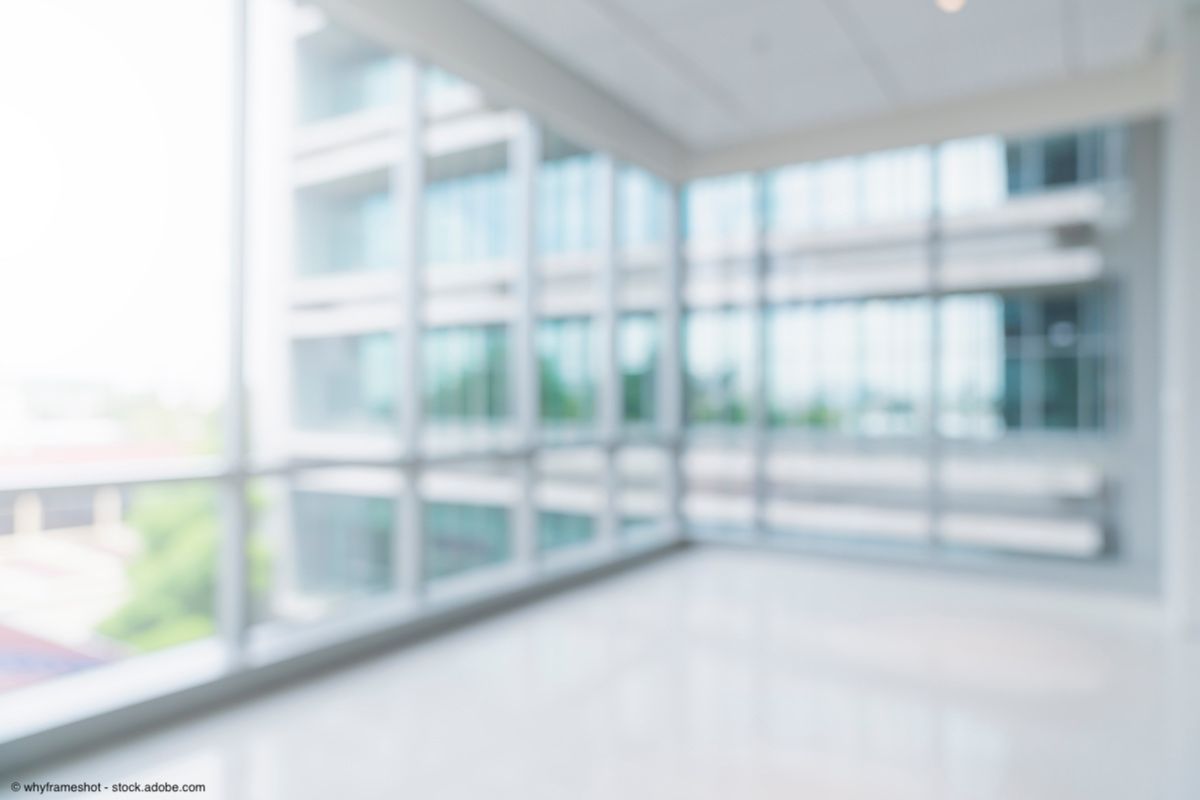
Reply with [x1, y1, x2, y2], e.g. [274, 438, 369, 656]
[455, 0, 1163, 162]
[817, 0, 905, 107]
[1062, 0, 1082, 75]
[579, 0, 749, 120]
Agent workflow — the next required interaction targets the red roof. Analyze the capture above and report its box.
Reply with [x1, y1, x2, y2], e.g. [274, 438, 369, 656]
[0, 624, 104, 692]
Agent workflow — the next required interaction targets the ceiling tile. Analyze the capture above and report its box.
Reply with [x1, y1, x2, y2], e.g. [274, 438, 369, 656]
[471, 0, 617, 45]
[845, 0, 1063, 52]
[887, 21, 1067, 104]
[658, 1, 860, 92]
[1077, 2, 1159, 70]
[602, 0, 785, 30]
[464, 0, 1160, 154]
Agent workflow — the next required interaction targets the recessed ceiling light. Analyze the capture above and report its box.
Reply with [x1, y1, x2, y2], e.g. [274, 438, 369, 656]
[936, 0, 966, 13]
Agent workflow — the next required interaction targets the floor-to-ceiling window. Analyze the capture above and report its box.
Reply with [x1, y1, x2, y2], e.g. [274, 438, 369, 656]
[681, 128, 1129, 556]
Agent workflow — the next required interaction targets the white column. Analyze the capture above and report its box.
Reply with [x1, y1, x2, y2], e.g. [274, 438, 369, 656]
[927, 146, 945, 547]
[750, 174, 769, 539]
[511, 114, 541, 570]
[596, 155, 620, 551]
[396, 57, 425, 601]
[1163, 0, 1200, 637]
[660, 184, 685, 539]
[219, 0, 251, 659]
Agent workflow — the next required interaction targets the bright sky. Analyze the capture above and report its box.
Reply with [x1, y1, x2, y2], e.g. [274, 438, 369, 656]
[0, 0, 233, 406]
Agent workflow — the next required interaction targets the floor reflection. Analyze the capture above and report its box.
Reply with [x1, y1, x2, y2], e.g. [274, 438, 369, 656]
[14, 548, 1200, 800]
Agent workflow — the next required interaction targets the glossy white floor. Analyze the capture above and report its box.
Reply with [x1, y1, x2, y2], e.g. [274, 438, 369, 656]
[7, 547, 1200, 800]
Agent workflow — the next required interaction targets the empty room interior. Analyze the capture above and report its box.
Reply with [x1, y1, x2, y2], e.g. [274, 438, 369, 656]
[1, 0, 1200, 796]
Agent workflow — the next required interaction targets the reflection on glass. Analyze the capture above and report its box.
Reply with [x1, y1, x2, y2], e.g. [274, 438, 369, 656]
[685, 309, 754, 425]
[423, 502, 511, 580]
[292, 333, 396, 432]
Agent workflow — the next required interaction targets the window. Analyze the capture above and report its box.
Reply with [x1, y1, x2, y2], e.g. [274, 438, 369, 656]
[812, 157, 858, 230]
[860, 147, 932, 225]
[768, 299, 929, 435]
[423, 502, 511, 580]
[292, 492, 394, 596]
[292, 333, 396, 432]
[686, 173, 757, 245]
[618, 166, 670, 252]
[619, 516, 656, 536]
[296, 186, 397, 275]
[940, 290, 1109, 437]
[768, 148, 930, 234]
[424, 145, 511, 267]
[537, 510, 595, 552]
[620, 314, 657, 425]
[939, 136, 1007, 215]
[423, 325, 509, 423]
[296, 44, 399, 122]
[423, 66, 471, 109]
[1003, 129, 1111, 198]
[539, 133, 602, 257]
[685, 309, 754, 425]
[538, 318, 596, 424]
[767, 163, 817, 235]
[0, 482, 220, 688]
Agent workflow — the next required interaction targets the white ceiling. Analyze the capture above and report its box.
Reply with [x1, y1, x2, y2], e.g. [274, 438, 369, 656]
[465, 0, 1165, 150]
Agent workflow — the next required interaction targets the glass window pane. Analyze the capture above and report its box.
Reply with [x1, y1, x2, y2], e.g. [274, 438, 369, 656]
[685, 309, 754, 426]
[1042, 134, 1081, 188]
[938, 136, 1006, 215]
[618, 166, 670, 254]
[292, 334, 397, 432]
[686, 174, 756, 245]
[423, 325, 509, 423]
[0, 1, 229, 469]
[940, 294, 1006, 438]
[291, 492, 394, 596]
[619, 314, 658, 425]
[423, 501, 511, 581]
[540, 132, 601, 257]
[296, 34, 399, 122]
[0, 481, 219, 693]
[538, 318, 596, 425]
[1042, 357, 1080, 429]
[537, 510, 596, 553]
